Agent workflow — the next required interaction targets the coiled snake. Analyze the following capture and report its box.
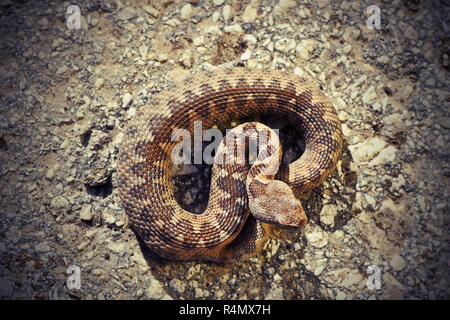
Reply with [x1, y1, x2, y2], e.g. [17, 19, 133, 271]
[117, 68, 343, 262]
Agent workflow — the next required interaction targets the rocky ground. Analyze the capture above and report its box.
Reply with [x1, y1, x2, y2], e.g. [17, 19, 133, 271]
[0, 0, 448, 300]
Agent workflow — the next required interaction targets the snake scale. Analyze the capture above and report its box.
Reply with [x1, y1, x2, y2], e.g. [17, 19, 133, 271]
[117, 68, 343, 262]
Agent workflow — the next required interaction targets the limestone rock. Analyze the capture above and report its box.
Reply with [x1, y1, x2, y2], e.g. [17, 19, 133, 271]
[180, 4, 193, 20]
[79, 204, 93, 221]
[348, 137, 387, 163]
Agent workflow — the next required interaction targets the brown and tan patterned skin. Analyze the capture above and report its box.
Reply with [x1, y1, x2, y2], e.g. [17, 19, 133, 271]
[117, 68, 343, 262]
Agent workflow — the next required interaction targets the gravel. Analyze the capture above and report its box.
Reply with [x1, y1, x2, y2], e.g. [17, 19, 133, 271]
[0, 0, 448, 300]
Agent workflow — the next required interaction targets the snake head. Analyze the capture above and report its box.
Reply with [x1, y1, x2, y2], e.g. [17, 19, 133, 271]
[248, 180, 307, 229]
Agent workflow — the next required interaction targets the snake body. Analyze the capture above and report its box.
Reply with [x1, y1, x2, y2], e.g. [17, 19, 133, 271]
[117, 68, 343, 262]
